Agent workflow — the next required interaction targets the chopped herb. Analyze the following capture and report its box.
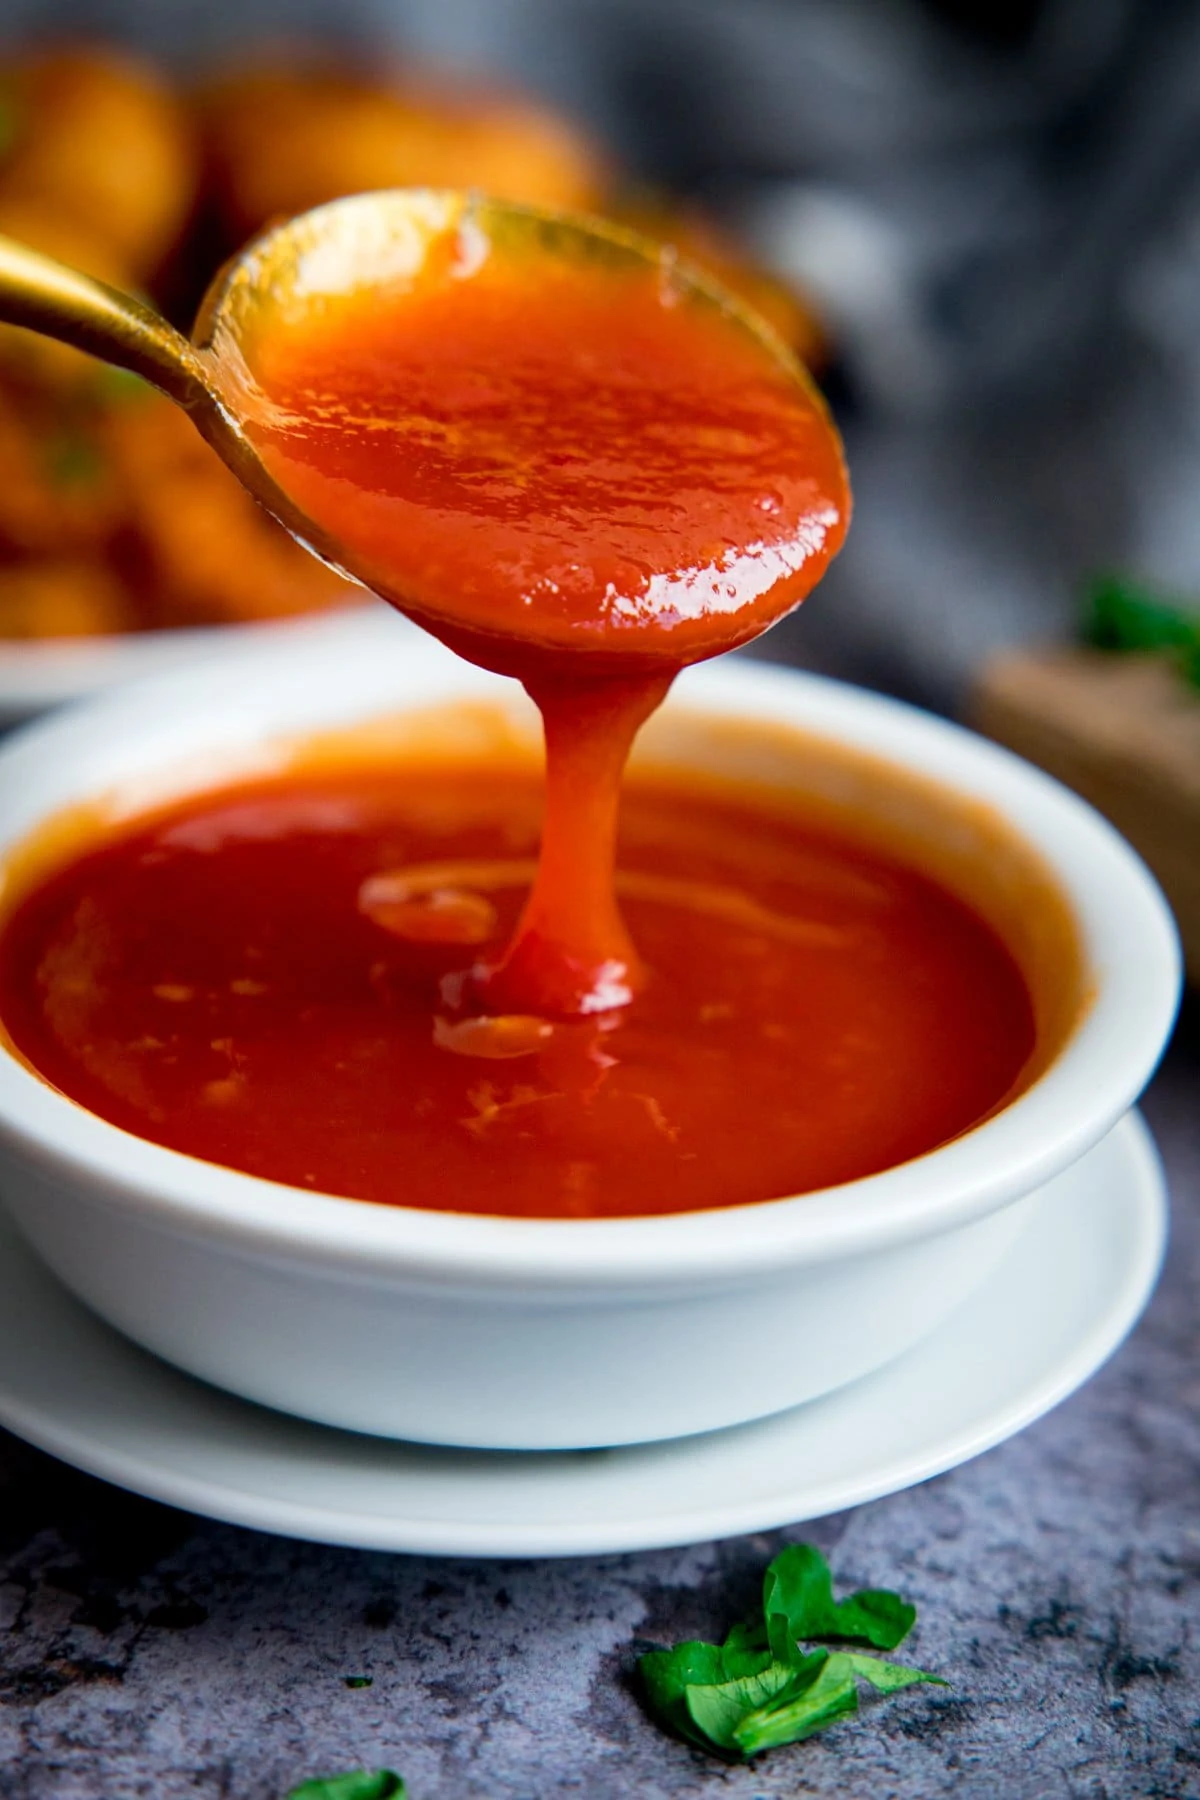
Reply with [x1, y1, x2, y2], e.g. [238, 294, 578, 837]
[1083, 574, 1200, 689]
[45, 431, 105, 489]
[91, 364, 153, 405]
[638, 1543, 946, 1762]
[761, 1539, 916, 1652]
[343, 1674, 374, 1689]
[286, 1774, 404, 1800]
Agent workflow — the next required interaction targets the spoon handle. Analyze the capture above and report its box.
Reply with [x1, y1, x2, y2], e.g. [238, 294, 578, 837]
[0, 233, 208, 407]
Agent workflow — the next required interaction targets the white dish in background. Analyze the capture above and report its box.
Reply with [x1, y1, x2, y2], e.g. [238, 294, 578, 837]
[0, 609, 1180, 1450]
[0, 1113, 1166, 1557]
[0, 602, 384, 727]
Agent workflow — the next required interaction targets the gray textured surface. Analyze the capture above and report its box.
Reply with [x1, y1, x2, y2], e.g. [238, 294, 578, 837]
[0, 1018, 1195, 1800]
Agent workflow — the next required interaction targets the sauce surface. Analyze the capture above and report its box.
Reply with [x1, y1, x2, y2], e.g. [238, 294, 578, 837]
[247, 243, 848, 667]
[0, 761, 1035, 1218]
[242, 219, 849, 1014]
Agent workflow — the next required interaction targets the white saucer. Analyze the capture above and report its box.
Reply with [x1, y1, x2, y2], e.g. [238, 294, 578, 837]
[0, 1112, 1166, 1557]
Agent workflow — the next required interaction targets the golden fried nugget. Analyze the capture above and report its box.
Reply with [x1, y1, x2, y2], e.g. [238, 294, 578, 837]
[0, 384, 124, 553]
[0, 46, 199, 280]
[199, 63, 608, 242]
[101, 390, 356, 627]
[0, 556, 133, 637]
[0, 196, 130, 288]
[613, 195, 827, 368]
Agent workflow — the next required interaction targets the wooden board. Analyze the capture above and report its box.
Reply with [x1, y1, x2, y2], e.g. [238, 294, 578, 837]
[968, 647, 1200, 983]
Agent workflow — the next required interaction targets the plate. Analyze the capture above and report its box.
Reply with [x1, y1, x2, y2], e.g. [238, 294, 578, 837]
[0, 603, 384, 727]
[0, 1112, 1166, 1557]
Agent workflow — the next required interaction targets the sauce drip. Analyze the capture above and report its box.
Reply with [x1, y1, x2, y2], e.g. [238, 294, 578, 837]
[0, 760, 1036, 1217]
[244, 227, 849, 1012]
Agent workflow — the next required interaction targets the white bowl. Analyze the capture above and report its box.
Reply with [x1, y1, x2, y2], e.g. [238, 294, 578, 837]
[0, 610, 1180, 1449]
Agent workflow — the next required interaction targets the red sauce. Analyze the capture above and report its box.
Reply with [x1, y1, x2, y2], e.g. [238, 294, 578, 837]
[244, 224, 849, 1013]
[0, 760, 1035, 1219]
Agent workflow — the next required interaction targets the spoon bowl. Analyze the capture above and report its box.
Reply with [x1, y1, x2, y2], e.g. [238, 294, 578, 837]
[0, 188, 826, 667]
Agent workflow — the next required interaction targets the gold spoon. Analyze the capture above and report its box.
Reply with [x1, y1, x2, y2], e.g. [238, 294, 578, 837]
[0, 188, 796, 611]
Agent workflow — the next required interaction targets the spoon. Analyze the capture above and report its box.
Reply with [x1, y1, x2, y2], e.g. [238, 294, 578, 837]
[0, 188, 818, 643]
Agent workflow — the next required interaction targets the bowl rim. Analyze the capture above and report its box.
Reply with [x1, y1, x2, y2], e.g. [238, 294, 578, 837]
[0, 615, 1181, 1289]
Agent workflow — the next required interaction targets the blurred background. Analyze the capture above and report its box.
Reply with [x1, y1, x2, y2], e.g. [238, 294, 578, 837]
[0, 0, 1198, 714]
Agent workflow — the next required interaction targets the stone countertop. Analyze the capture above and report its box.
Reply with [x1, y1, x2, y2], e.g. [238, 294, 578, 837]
[0, 1014, 1195, 1800]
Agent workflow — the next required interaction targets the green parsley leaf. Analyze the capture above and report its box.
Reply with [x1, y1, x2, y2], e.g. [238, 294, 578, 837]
[343, 1674, 374, 1689]
[639, 1638, 764, 1752]
[637, 1543, 945, 1762]
[45, 431, 105, 490]
[1084, 575, 1200, 655]
[1082, 574, 1200, 692]
[91, 364, 153, 406]
[835, 1648, 947, 1694]
[719, 1616, 773, 1667]
[286, 1773, 405, 1800]
[688, 1648, 831, 1755]
[731, 1652, 860, 1757]
[762, 1542, 917, 1653]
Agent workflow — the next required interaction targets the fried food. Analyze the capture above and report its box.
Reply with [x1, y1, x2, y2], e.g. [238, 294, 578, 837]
[0, 557, 132, 637]
[0, 47, 199, 280]
[100, 389, 356, 627]
[613, 194, 827, 367]
[198, 63, 609, 240]
[0, 381, 124, 551]
[0, 47, 198, 398]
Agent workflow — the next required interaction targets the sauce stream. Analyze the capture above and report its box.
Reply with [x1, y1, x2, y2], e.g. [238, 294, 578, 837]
[244, 228, 849, 1013]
